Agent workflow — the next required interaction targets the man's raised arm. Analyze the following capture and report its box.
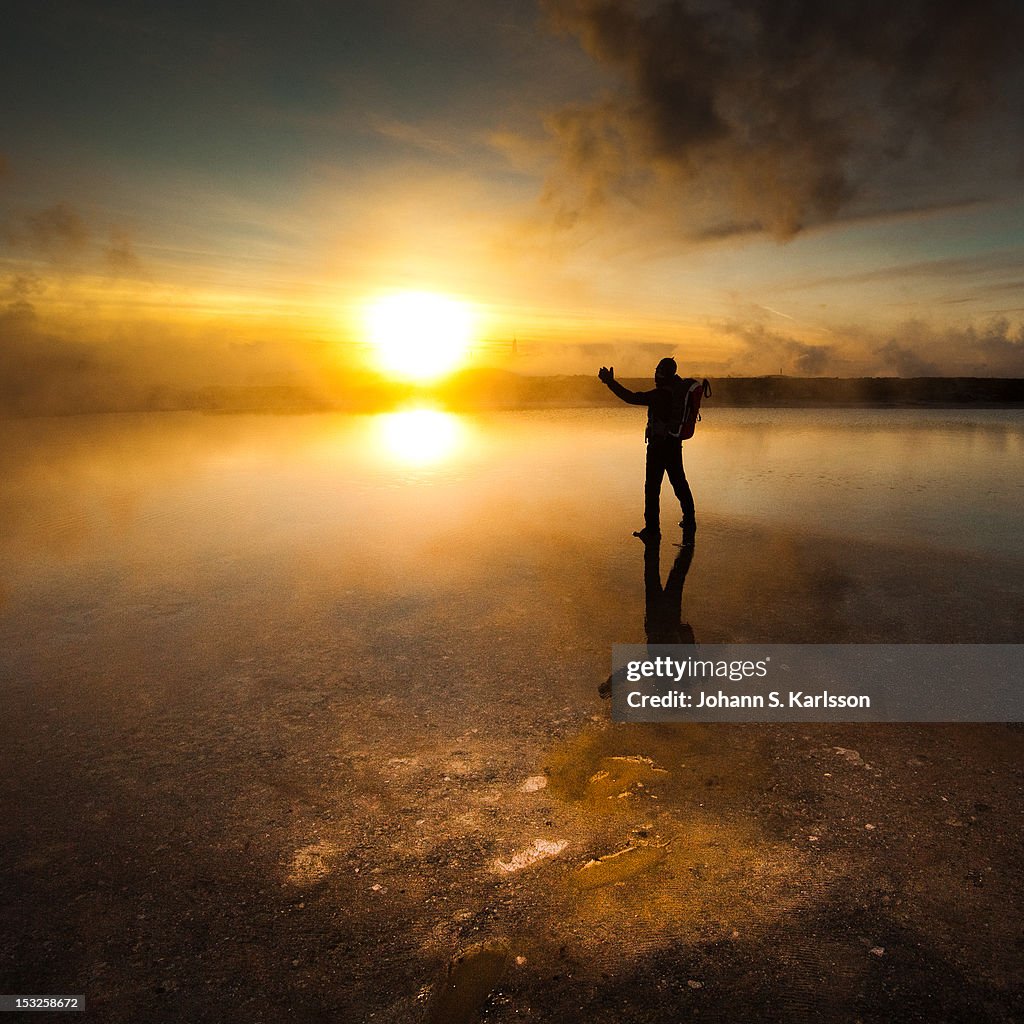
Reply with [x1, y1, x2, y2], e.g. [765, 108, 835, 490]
[598, 365, 648, 405]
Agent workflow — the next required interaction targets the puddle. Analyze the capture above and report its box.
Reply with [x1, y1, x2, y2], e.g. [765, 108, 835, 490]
[539, 723, 815, 952]
[547, 722, 771, 809]
[574, 843, 669, 890]
[584, 756, 670, 802]
[427, 941, 510, 1024]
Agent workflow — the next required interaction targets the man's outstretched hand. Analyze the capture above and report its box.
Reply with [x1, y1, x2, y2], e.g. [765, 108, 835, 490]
[598, 365, 614, 384]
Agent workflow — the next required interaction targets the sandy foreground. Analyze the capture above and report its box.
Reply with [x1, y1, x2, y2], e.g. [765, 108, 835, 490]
[2, 504, 1023, 1023]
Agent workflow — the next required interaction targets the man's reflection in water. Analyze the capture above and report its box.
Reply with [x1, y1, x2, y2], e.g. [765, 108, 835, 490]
[600, 539, 696, 699]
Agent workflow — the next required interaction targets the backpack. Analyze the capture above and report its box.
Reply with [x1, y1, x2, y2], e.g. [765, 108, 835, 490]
[669, 377, 711, 440]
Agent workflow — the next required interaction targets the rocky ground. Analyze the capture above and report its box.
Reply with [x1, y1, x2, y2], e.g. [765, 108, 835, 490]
[3, 509, 1023, 1022]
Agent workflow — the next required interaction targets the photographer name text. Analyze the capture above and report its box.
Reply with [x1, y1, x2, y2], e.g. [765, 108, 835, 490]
[626, 689, 871, 709]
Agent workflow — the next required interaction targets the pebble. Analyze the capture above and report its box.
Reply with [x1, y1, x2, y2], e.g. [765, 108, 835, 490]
[519, 776, 548, 793]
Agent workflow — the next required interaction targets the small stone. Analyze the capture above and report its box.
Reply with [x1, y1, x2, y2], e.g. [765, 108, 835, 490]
[516, 956, 527, 966]
[519, 776, 548, 794]
[833, 747, 865, 766]
[493, 839, 569, 874]
[864, 823, 876, 830]
[688, 979, 703, 989]
[870, 947, 885, 957]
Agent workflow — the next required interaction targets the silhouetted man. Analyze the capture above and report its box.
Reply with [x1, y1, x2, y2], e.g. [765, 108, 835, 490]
[598, 358, 696, 544]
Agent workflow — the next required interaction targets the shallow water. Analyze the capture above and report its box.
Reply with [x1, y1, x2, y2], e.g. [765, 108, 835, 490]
[3, 407, 1022, 576]
[2, 406, 1021, 647]
[1, 407, 1023, 1023]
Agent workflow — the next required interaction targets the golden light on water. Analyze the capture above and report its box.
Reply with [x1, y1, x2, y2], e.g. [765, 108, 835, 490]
[363, 291, 475, 382]
[375, 408, 464, 466]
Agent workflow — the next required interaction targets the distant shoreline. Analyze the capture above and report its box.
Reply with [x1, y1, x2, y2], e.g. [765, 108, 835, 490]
[3, 372, 1024, 417]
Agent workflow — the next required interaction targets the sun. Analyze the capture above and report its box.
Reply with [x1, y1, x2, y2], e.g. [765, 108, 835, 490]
[363, 291, 475, 382]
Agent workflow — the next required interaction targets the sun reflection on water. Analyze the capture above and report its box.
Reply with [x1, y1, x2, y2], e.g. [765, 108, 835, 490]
[374, 407, 465, 467]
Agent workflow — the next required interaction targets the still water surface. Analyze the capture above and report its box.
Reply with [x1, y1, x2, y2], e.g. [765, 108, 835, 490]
[3, 404, 1022, 657]
[3, 406, 1022, 577]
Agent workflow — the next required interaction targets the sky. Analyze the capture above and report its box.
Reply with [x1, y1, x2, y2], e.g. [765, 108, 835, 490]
[2, 0, 1024, 409]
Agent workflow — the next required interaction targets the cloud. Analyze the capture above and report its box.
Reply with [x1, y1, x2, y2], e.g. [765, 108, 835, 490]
[0, 296, 101, 415]
[958, 317, 1024, 372]
[5, 202, 91, 257]
[869, 318, 1024, 376]
[3, 273, 45, 301]
[720, 321, 844, 374]
[104, 230, 145, 277]
[876, 338, 940, 376]
[540, 0, 1024, 239]
[516, 338, 676, 375]
[718, 314, 1024, 376]
[4, 202, 147, 278]
[0, 279, 360, 416]
[370, 117, 464, 157]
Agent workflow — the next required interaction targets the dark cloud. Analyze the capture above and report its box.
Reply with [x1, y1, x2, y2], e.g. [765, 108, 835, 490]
[541, 0, 1024, 238]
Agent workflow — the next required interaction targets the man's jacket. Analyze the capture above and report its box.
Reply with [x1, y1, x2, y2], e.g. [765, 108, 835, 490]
[604, 374, 686, 440]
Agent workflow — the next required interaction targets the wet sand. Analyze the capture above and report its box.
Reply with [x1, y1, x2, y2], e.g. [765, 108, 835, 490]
[1, 412, 1023, 1022]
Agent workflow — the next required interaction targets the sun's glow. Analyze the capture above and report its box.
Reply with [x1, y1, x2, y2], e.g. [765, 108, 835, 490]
[363, 291, 475, 382]
[375, 408, 464, 466]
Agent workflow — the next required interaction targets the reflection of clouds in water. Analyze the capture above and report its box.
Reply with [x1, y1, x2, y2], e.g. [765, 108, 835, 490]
[374, 408, 465, 468]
